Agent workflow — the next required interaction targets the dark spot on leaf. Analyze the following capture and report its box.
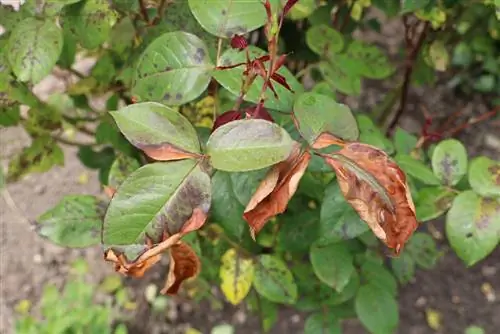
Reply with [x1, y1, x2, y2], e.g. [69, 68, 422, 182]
[193, 48, 206, 64]
[466, 232, 473, 238]
[165, 66, 172, 72]
[222, 58, 231, 66]
[163, 93, 171, 100]
[175, 93, 182, 100]
[221, 9, 227, 15]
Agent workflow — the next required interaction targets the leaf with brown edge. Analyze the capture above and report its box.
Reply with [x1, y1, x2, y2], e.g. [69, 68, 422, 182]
[243, 143, 311, 238]
[322, 142, 418, 254]
[110, 102, 202, 161]
[161, 241, 201, 295]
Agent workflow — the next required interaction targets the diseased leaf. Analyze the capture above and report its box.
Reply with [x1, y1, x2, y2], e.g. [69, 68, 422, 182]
[219, 249, 254, 305]
[161, 242, 201, 295]
[319, 181, 369, 244]
[102, 160, 211, 264]
[406, 233, 440, 269]
[213, 46, 303, 111]
[468, 157, 500, 198]
[207, 119, 294, 172]
[310, 241, 354, 292]
[36, 195, 105, 248]
[243, 143, 311, 237]
[188, 0, 267, 38]
[253, 254, 297, 304]
[106, 154, 141, 196]
[355, 284, 399, 334]
[306, 24, 344, 57]
[7, 18, 63, 84]
[293, 92, 359, 147]
[62, 0, 117, 49]
[446, 191, 500, 266]
[230, 168, 270, 207]
[323, 142, 418, 253]
[110, 102, 201, 160]
[133, 32, 214, 105]
[431, 139, 468, 186]
[304, 313, 341, 334]
[211, 172, 246, 239]
[391, 252, 416, 284]
[415, 186, 456, 222]
[341, 40, 394, 79]
[319, 61, 361, 96]
[395, 154, 441, 185]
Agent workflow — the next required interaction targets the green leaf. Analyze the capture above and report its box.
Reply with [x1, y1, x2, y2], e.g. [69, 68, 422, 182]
[428, 40, 449, 71]
[341, 40, 394, 79]
[319, 61, 361, 96]
[465, 325, 486, 334]
[400, 0, 432, 13]
[393, 127, 418, 155]
[360, 261, 398, 296]
[278, 209, 320, 253]
[207, 119, 294, 172]
[0, 105, 21, 126]
[102, 161, 211, 258]
[188, 0, 267, 38]
[253, 254, 297, 304]
[306, 24, 344, 57]
[406, 233, 440, 269]
[210, 172, 246, 239]
[77, 146, 115, 184]
[395, 154, 441, 185]
[468, 157, 500, 198]
[319, 181, 368, 244]
[356, 115, 394, 154]
[310, 241, 354, 292]
[431, 139, 468, 186]
[355, 284, 399, 334]
[304, 313, 341, 334]
[293, 92, 359, 145]
[391, 252, 416, 284]
[108, 154, 141, 191]
[415, 186, 456, 222]
[219, 248, 254, 305]
[230, 168, 270, 206]
[36, 195, 105, 248]
[110, 17, 135, 57]
[446, 191, 500, 266]
[110, 102, 201, 159]
[133, 32, 214, 105]
[62, 0, 117, 50]
[7, 18, 63, 84]
[213, 46, 302, 111]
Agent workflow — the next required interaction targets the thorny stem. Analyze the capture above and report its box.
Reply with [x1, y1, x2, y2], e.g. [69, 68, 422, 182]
[444, 107, 499, 137]
[385, 19, 430, 135]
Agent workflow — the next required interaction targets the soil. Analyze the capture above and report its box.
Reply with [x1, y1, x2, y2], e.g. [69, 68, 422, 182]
[1, 5, 499, 334]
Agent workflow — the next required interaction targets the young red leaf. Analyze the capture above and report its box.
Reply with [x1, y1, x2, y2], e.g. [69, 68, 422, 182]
[243, 143, 311, 238]
[245, 105, 274, 122]
[322, 142, 418, 254]
[161, 242, 201, 295]
[271, 72, 293, 92]
[212, 110, 243, 132]
[230, 35, 248, 50]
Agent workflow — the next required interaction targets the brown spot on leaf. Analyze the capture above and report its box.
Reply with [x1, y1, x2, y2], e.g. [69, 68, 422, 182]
[135, 142, 200, 161]
[161, 242, 200, 295]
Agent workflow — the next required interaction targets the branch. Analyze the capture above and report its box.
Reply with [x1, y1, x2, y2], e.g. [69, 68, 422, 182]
[138, 0, 150, 23]
[385, 19, 430, 134]
[152, 0, 167, 25]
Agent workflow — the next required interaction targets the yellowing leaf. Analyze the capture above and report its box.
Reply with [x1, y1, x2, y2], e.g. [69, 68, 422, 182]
[220, 249, 254, 305]
[425, 308, 442, 331]
[185, 328, 203, 334]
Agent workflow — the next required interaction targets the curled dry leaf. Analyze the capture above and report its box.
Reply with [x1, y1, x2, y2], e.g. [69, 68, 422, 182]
[243, 142, 311, 238]
[104, 207, 208, 290]
[322, 142, 418, 254]
[161, 242, 201, 295]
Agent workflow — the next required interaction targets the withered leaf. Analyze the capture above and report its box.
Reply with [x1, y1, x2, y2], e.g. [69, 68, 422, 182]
[161, 241, 201, 295]
[322, 142, 418, 254]
[243, 143, 311, 238]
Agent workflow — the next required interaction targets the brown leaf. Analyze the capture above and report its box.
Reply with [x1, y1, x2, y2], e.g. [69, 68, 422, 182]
[323, 142, 418, 254]
[136, 143, 201, 161]
[161, 242, 201, 295]
[243, 143, 311, 238]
